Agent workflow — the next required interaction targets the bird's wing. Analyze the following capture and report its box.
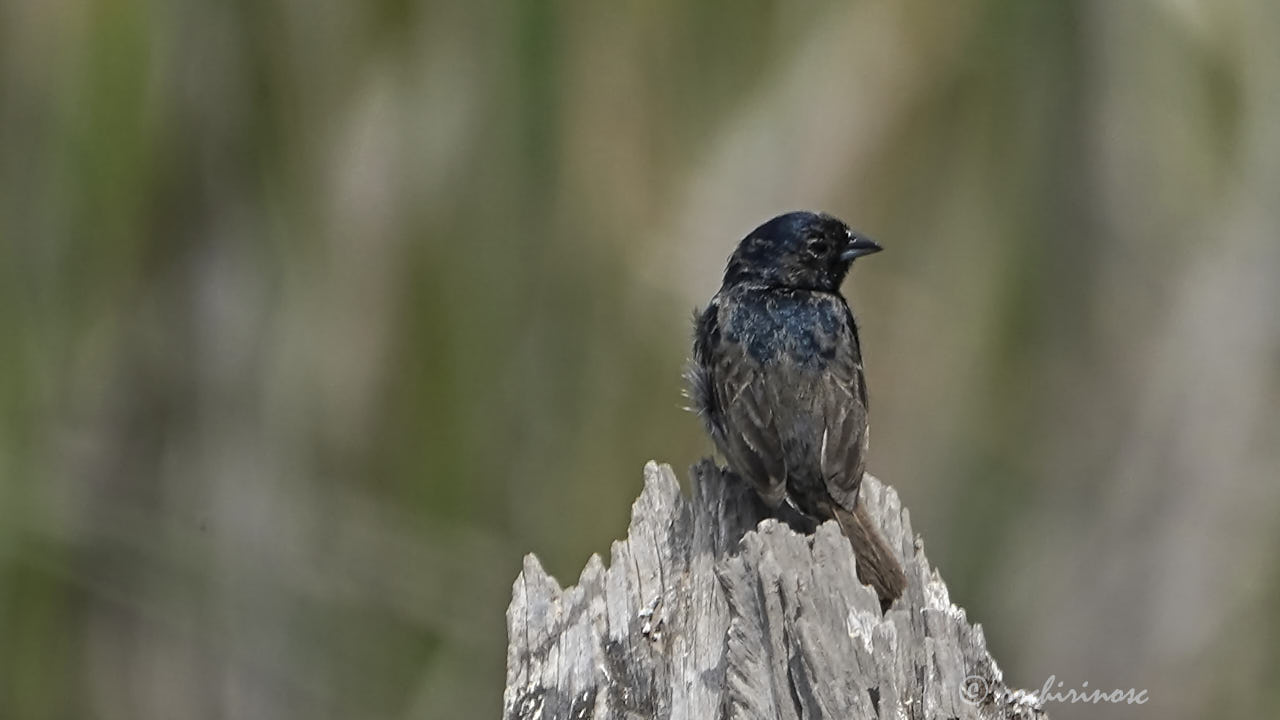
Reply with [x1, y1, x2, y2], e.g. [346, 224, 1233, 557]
[691, 301, 787, 507]
[716, 357, 788, 506]
[816, 305, 870, 512]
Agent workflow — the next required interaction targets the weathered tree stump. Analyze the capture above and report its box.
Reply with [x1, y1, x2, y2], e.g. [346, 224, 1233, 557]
[503, 460, 1047, 719]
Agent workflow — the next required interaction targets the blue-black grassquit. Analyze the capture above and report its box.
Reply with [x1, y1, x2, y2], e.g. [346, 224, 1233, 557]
[688, 211, 906, 609]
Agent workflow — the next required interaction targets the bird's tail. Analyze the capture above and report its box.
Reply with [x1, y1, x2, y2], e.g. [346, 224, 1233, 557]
[832, 502, 907, 611]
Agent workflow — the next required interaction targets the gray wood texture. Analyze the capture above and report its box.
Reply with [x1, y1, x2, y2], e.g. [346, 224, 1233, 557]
[504, 460, 1047, 720]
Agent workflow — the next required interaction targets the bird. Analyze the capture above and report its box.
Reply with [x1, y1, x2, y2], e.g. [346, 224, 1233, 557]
[687, 210, 906, 610]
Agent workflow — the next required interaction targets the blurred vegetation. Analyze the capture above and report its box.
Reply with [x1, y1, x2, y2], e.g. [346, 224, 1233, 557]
[2, 1, 1279, 719]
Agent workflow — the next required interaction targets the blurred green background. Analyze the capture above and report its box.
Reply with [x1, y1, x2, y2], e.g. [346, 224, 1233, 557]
[3, 1, 1279, 719]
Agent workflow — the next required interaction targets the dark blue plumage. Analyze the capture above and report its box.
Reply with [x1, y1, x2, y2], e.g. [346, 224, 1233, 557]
[688, 211, 905, 609]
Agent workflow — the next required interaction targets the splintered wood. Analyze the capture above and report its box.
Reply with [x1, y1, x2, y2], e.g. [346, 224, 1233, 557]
[504, 460, 1046, 720]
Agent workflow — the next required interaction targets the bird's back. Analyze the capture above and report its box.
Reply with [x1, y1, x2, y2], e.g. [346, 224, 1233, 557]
[691, 284, 870, 514]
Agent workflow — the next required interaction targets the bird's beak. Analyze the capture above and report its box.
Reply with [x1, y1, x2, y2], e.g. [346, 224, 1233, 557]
[840, 232, 882, 261]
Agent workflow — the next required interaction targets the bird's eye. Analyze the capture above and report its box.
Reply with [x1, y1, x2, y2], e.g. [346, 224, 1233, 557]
[806, 237, 830, 255]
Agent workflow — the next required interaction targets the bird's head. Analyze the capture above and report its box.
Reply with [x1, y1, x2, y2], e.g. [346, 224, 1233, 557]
[721, 211, 881, 292]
